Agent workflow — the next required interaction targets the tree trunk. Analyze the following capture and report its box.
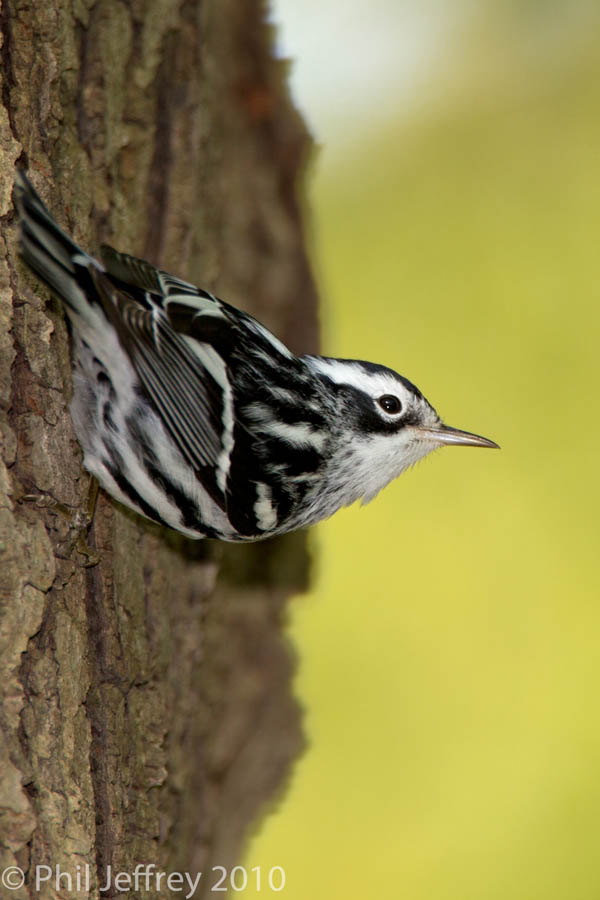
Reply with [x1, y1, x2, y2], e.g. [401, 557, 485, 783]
[0, 1, 318, 896]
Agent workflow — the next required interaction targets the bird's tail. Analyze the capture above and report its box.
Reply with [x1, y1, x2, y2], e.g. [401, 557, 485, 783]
[13, 170, 100, 316]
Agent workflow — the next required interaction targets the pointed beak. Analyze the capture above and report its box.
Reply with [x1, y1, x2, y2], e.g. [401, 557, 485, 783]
[415, 424, 500, 449]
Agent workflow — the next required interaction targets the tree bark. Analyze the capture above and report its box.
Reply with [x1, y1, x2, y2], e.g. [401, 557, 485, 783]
[0, 1, 318, 896]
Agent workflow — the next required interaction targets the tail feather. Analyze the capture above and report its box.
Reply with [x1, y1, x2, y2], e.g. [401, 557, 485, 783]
[13, 170, 100, 315]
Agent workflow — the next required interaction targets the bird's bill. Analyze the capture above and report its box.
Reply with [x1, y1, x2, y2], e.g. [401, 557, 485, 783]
[416, 424, 500, 449]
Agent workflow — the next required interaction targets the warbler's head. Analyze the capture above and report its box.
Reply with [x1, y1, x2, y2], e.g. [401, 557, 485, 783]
[305, 356, 499, 505]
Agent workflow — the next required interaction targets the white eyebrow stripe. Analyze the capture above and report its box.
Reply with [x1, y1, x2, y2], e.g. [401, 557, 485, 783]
[304, 357, 413, 402]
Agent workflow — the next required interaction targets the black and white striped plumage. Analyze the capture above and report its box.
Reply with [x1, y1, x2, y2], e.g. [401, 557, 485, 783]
[14, 171, 498, 542]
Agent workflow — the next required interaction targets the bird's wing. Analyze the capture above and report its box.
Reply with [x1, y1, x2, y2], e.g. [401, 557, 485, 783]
[100, 244, 164, 294]
[101, 244, 294, 360]
[90, 265, 235, 507]
[101, 244, 220, 309]
[94, 248, 306, 533]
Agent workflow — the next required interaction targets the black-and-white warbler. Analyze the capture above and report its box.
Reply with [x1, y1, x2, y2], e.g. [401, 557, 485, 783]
[14, 171, 498, 542]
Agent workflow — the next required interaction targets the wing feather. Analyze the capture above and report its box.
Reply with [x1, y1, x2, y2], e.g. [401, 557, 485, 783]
[101, 244, 218, 306]
[100, 244, 163, 294]
[90, 268, 233, 508]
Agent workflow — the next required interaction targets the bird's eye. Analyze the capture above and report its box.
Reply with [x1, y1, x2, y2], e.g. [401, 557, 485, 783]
[377, 394, 402, 415]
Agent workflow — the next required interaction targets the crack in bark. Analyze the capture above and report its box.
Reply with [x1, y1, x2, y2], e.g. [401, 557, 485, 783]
[83, 528, 118, 899]
[143, 26, 177, 264]
[75, 1, 98, 153]
[0, 0, 19, 146]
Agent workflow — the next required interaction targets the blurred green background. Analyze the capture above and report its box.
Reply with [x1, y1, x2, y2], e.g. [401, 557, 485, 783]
[240, 2, 600, 898]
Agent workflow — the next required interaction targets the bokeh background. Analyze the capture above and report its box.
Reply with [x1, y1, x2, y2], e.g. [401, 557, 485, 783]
[241, 2, 600, 897]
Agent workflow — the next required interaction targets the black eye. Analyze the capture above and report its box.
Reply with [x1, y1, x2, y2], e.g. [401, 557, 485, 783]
[377, 394, 402, 415]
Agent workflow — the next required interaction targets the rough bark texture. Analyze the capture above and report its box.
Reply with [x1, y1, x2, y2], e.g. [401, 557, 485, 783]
[0, 0, 318, 896]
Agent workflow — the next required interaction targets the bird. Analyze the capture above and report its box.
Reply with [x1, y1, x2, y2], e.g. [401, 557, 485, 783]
[13, 170, 499, 542]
